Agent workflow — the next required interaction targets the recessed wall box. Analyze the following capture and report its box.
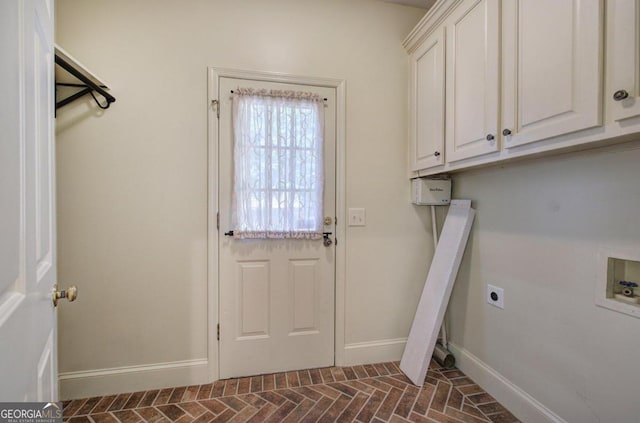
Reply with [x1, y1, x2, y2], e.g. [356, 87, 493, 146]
[596, 248, 640, 319]
[412, 178, 451, 205]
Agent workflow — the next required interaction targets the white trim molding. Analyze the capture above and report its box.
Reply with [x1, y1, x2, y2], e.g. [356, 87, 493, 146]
[448, 342, 567, 423]
[343, 338, 407, 366]
[207, 67, 347, 376]
[59, 359, 209, 400]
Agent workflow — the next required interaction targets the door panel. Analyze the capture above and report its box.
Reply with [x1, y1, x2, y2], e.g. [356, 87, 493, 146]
[218, 77, 336, 379]
[237, 261, 270, 338]
[519, 1, 573, 126]
[445, 0, 500, 162]
[34, 2, 55, 283]
[289, 259, 319, 334]
[37, 333, 56, 401]
[607, 0, 640, 122]
[410, 27, 445, 171]
[0, 0, 58, 401]
[502, 0, 603, 148]
[0, 0, 24, 302]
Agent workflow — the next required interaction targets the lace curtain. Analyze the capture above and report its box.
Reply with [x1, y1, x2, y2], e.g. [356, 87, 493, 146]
[231, 88, 324, 239]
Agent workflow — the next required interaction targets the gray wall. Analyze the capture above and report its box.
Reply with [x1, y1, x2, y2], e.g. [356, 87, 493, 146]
[450, 142, 640, 422]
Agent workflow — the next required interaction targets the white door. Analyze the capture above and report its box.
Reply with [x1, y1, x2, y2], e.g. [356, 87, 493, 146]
[501, 0, 603, 148]
[607, 0, 640, 123]
[445, 0, 500, 162]
[218, 77, 336, 379]
[409, 27, 445, 172]
[1, 0, 59, 401]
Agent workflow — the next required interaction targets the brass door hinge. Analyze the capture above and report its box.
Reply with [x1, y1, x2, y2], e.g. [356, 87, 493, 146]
[217, 323, 220, 341]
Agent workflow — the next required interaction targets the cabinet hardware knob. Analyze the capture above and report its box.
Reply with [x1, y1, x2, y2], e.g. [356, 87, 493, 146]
[502, 129, 512, 136]
[613, 90, 629, 101]
[486, 134, 495, 141]
[434, 151, 441, 157]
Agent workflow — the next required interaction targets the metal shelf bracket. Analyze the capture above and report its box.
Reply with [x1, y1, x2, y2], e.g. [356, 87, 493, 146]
[54, 45, 116, 111]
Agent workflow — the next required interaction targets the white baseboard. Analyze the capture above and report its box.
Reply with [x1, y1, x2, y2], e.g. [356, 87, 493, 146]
[343, 338, 407, 366]
[59, 359, 210, 400]
[448, 342, 566, 423]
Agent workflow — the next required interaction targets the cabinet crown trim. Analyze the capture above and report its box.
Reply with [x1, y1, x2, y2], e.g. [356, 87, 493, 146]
[403, 0, 464, 53]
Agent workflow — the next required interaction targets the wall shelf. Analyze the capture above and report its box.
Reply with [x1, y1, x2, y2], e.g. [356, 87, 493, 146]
[54, 45, 115, 110]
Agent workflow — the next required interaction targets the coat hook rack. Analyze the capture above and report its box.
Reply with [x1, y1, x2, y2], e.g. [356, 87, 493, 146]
[54, 45, 116, 111]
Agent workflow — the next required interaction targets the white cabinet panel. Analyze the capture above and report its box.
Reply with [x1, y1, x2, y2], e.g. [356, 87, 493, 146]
[409, 27, 445, 172]
[502, 0, 603, 149]
[445, 0, 500, 162]
[607, 0, 640, 122]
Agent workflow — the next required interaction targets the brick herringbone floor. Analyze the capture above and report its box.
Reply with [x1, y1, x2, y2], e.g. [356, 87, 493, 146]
[62, 360, 519, 422]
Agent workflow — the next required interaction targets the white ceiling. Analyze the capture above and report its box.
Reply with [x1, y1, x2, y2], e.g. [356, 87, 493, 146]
[378, 0, 436, 9]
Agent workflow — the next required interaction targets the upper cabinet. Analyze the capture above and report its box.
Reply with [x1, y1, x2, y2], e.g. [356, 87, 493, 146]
[607, 0, 640, 122]
[501, 0, 602, 149]
[405, 0, 640, 178]
[409, 27, 445, 172]
[445, 0, 500, 162]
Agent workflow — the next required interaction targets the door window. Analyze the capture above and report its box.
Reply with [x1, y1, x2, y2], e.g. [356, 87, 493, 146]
[231, 88, 324, 239]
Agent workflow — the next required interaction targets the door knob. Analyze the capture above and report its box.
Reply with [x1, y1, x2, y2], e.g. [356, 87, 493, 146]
[486, 134, 495, 141]
[502, 129, 512, 136]
[53, 284, 77, 307]
[434, 151, 441, 157]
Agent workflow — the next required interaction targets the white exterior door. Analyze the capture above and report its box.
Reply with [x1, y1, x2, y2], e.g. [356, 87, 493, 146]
[501, 0, 603, 148]
[0, 0, 59, 401]
[445, 0, 500, 162]
[217, 77, 336, 379]
[409, 27, 445, 172]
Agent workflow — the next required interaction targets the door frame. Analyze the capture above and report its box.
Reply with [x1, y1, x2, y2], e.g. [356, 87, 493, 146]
[206, 67, 347, 381]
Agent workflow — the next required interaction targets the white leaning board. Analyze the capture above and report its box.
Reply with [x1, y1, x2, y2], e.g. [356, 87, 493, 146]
[400, 199, 475, 386]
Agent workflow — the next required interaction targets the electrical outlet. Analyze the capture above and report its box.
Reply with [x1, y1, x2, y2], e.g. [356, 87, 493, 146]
[348, 208, 366, 226]
[487, 284, 504, 309]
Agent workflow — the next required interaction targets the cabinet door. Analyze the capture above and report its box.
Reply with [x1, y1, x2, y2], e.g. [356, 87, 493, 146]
[409, 27, 445, 172]
[502, 0, 603, 149]
[445, 0, 500, 163]
[607, 0, 640, 122]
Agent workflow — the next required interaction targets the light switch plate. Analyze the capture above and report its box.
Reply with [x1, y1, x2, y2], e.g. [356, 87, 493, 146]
[348, 208, 366, 226]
